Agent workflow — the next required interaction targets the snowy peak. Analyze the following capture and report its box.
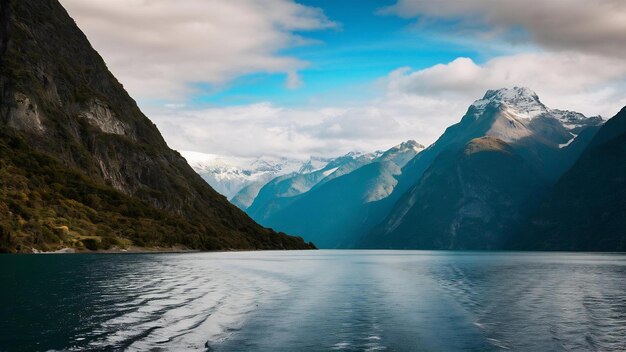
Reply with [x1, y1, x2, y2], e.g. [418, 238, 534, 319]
[468, 87, 603, 135]
[471, 87, 548, 119]
[322, 151, 382, 171]
[181, 151, 306, 199]
[376, 140, 426, 168]
[298, 157, 331, 174]
[394, 140, 425, 153]
[550, 109, 603, 131]
[483, 87, 540, 104]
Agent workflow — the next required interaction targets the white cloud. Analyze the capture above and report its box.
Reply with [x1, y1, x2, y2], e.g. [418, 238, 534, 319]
[59, 0, 335, 100]
[146, 94, 461, 159]
[382, 0, 626, 57]
[60, 0, 626, 159]
[150, 50, 626, 158]
[385, 53, 626, 118]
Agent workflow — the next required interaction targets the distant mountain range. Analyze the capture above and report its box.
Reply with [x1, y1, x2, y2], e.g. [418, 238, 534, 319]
[194, 87, 625, 251]
[181, 152, 315, 202]
[184, 142, 424, 211]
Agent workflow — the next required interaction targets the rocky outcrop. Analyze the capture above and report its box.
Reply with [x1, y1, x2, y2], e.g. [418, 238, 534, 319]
[6, 92, 45, 134]
[80, 99, 129, 136]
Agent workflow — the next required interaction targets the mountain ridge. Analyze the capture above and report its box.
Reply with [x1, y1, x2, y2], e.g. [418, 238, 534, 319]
[513, 106, 626, 250]
[360, 88, 605, 249]
[246, 140, 425, 248]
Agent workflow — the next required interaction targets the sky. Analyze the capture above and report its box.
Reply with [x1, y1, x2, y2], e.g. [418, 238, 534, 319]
[60, 0, 626, 159]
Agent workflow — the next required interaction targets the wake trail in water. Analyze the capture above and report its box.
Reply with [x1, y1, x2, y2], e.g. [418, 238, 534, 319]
[62, 255, 291, 351]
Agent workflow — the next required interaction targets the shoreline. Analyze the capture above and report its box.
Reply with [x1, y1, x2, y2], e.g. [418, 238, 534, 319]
[18, 246, 315, 255]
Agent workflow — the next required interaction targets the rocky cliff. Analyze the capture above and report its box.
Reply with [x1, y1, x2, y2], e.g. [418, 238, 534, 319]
[0, 0, 314, 252]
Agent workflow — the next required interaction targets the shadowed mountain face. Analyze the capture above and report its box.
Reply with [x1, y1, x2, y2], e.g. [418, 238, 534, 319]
[360, 137, 549, 249]
[359, 88, 603, 249]
[246, 141, 425, 248]
[246, 151, 385, 221]
[514, 107, 626, 251]
[0, 0, 314, 252]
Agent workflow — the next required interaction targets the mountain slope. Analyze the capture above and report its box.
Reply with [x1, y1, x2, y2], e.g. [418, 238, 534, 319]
[252, 141, 425, 248]
[0, 0, 313, 252]
[360, 88, 603, 249]
[361, 137, 548, 249]
[515, 106, 626, 250]
[246, 151, 382, 222]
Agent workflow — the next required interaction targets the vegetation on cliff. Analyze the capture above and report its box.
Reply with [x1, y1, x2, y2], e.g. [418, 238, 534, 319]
[0, 0, 314, 252]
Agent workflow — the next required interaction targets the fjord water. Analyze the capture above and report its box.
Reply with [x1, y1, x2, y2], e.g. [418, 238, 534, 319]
[2, 251, 626, 351]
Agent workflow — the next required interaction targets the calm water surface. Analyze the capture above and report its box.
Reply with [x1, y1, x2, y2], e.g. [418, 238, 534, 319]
[1, 251, 626, 351]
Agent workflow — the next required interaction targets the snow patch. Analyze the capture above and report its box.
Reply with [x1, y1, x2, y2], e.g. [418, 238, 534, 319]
[559, 133, 578, 148]
[471, 87, 547, 119]
[322, 167, 339, 177]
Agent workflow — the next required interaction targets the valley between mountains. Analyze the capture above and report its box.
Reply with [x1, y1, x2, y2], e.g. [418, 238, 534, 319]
[188, 87, 626, 250]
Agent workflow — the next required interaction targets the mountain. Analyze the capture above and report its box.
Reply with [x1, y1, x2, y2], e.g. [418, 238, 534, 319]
[360, 88, 603, 249]
[249, 141, 425, 248]
[0, 0, 314, 252]
[228, 156, 331, 209]
[514, 106, 626, 251]
[246, 150, 382, 221]
[181, 151, 314, 201]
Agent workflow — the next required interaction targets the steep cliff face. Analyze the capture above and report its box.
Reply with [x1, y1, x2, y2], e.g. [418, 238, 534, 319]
[0, 0, 314, 252]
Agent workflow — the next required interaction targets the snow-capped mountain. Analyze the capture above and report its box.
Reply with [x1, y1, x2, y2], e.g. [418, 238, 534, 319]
[469, 87, 602, 127]
[467, 87, 603, 144]
[360, 87, 605, 249]
[470, 87, 548, 120]
[376, 140, 425, 167]
[181, 152, 313, 199]
[245, 150, 382, 217]
[182, 148, 390, 208]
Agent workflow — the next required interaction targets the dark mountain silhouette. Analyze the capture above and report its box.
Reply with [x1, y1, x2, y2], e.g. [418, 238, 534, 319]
[514, 106, 626, 251]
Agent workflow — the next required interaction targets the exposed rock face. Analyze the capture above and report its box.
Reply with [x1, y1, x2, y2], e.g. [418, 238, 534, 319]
[80, 99, 129, 136]
[0, 0, 314, 252]
[6, 92, 45, 134]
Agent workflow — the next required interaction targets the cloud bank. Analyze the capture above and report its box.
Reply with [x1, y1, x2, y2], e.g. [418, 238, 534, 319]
[382, 0, 626, 57]
[146, 96, 458, 159]
[60, 0, 335, 99]
[386, 54, 626, 119]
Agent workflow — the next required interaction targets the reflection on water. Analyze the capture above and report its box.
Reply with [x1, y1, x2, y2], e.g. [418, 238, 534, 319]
[1, 251, 626, 351]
